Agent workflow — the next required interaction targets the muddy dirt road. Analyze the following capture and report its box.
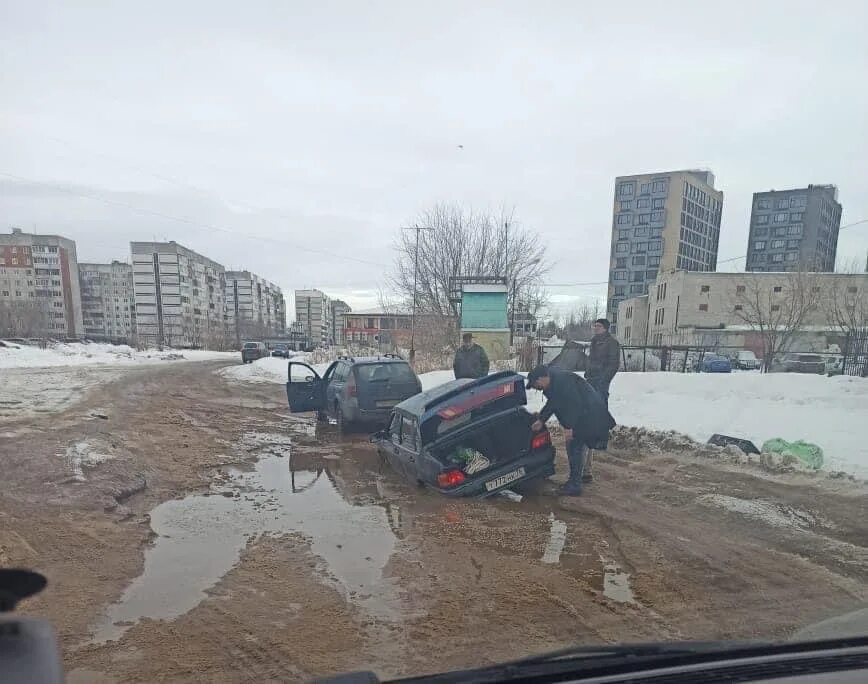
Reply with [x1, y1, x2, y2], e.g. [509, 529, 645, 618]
[1, 362, 866, 682]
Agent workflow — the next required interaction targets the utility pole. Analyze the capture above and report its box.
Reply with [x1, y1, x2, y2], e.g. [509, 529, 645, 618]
[402, 225, 432, 366]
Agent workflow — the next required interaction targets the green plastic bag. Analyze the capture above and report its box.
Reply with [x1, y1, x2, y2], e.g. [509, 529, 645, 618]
[761, 438, 824, 470]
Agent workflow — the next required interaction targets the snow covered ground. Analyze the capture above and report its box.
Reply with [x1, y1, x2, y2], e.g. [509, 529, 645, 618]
[217, 359, 868, 478]
[218, 355, 330, 384]
[0, 341, 235, 369]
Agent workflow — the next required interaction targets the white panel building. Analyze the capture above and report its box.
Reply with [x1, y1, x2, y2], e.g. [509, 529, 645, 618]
[225, 270, 286, 344]
[78, 261, 135, 343]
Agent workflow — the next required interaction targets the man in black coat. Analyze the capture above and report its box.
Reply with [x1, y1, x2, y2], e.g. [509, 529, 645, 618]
[585, 318, 620, 406]
[528, 364, 616, 496]
[453, 332, 490, 380]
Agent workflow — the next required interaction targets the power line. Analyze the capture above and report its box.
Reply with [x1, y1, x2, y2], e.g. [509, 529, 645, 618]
[0, 171, 389, 268]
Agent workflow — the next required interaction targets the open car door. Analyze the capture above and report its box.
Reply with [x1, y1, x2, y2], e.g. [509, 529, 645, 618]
[286, 361, 326, 413]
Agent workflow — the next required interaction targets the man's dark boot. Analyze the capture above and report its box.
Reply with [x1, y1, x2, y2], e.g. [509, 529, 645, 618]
[559, 443, 587, 496]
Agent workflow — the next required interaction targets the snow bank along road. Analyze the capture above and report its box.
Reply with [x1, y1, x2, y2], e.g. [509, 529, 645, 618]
[227, 359, 868, 479]
[0, 342, 237, 423]
[2, 361, 864, 681]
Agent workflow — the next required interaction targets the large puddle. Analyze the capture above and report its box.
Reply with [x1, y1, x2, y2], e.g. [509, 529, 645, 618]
[94, 432, 399, 642]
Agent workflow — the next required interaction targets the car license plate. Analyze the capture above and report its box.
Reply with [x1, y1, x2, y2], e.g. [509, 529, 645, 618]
[376, 400, 397, 408]
[484, 467, 526, 492]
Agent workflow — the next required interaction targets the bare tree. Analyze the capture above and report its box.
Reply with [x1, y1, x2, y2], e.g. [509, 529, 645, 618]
[562, 302, 604, 342]
[730, 268, 821, 371]
[825, 260, 868, 340]
[0, 299, 50, 337]
[389, 203, 550, 320]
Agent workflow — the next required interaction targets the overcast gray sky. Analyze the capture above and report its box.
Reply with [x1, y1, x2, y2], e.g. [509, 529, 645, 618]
[2, 1, 866, 316]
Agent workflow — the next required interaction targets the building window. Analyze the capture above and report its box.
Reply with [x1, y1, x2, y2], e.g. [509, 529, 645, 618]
[631, 241, 647, 253]
[755, 226, 768, 236]
[734, 304, 743, 311]
[617, 214, 631, 225]
[648, 256, 660, 267]
[613, 271, 627, 281]
[651, 210, 665, 222]
[630, 284, 644, 294]
[736, 285, 746, 293]
[619, 182, 635, 198]
[774, 212, 788, 223]
[758, 199, 772, 209]
[614, 286, 625, 296]
[754, 241, 766, 250]
[615, 243, 628, 253]
[787, 239, 800, 249]
[637, 198, 650, 208]
[771, 239, 785, 249]
[698, 303, 708, 311]
[756, 215, 769, 224]
[652, 198, 664, 209]
[619, 200, 633, 210]
[618, 229, 630, 240]
[777, 199, 789, 209]
[791, 195, 807, 208]
[638, 213, 651, 225]
[632, 255, 646, 265]
[773, 226, 787, 237]
[790, 212, 803, 222]
[787, 224, 802, 235]
[847, 287, 858, 294]
[616, 257, 627, 268]
[645, 269, 657, 280]
[634, 226, 649, 237]
[631, 271, 644, 282]
[785, 252, 799, 262]
[648, 240, 662, 251]
[639, 182, 650, 194]
[772, 253, 784, 262]
[700, 285, 710, 293]
[652, 180, 666, 193]
[771, 304, 781, 311]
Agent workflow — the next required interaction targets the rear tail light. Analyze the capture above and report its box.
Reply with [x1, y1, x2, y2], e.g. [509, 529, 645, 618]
[437, 470, 466, 488]
[346, 374, 357, 397]
[531, 431, 551, 450]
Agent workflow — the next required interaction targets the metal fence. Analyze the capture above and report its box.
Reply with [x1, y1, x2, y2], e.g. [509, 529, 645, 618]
[842, 329, 868, 377]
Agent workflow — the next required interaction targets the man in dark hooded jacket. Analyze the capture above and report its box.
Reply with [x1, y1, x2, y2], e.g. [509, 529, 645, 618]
[585, 318, 620, 406]
[528, 364, 615, 496]
[453, 333, 490, 379]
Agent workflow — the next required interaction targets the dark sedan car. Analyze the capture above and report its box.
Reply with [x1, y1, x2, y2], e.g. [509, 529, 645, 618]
[372, 371, 556, 497]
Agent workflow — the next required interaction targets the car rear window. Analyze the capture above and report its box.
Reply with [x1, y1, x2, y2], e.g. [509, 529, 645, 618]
[798, 355, 822, 362]
[243, 342, 259, 349]
[355, 363, 416, 383]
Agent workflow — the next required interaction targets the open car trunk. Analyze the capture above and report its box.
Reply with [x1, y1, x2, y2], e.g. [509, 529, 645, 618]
[427, 406, 535, 474]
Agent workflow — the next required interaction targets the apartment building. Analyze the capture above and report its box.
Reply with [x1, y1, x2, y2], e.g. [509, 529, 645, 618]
[78, 261, 135, 343]
[617, 269, 867, 351]
[745, 185, 842, 272]
[294, 289, 331, 347]
[225, 270, 287, 344]
[0, 227, 84, 337]
[131, 241, 227, 348]
[330, 299, 351, 346]
[607, 170, 723, 330]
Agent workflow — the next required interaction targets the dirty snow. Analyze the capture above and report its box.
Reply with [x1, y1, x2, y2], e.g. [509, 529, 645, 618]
[697, 494, 820, 531]
[65, 440, 114, 481]
[0, 341, 235, 369]
[218, 355, 330, 384]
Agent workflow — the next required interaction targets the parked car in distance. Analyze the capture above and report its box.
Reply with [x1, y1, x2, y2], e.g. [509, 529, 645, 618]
[270, 343, 290, 358]
[371, 371, 556, 497]
[770, 353, 825, 374]
[285, 355, 421, 431]
[241, 341, 268, 364]
[701, 353, 732, 373]
[735, 350, 760, 370]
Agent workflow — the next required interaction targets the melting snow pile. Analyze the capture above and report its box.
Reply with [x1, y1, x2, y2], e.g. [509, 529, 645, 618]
[0, 341, 234, 369]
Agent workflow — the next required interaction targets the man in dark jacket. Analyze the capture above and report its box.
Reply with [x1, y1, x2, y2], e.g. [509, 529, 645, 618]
[453, 332, 490, 380]
[585, 318, 620, 406]
[528, 364, 616, 496]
